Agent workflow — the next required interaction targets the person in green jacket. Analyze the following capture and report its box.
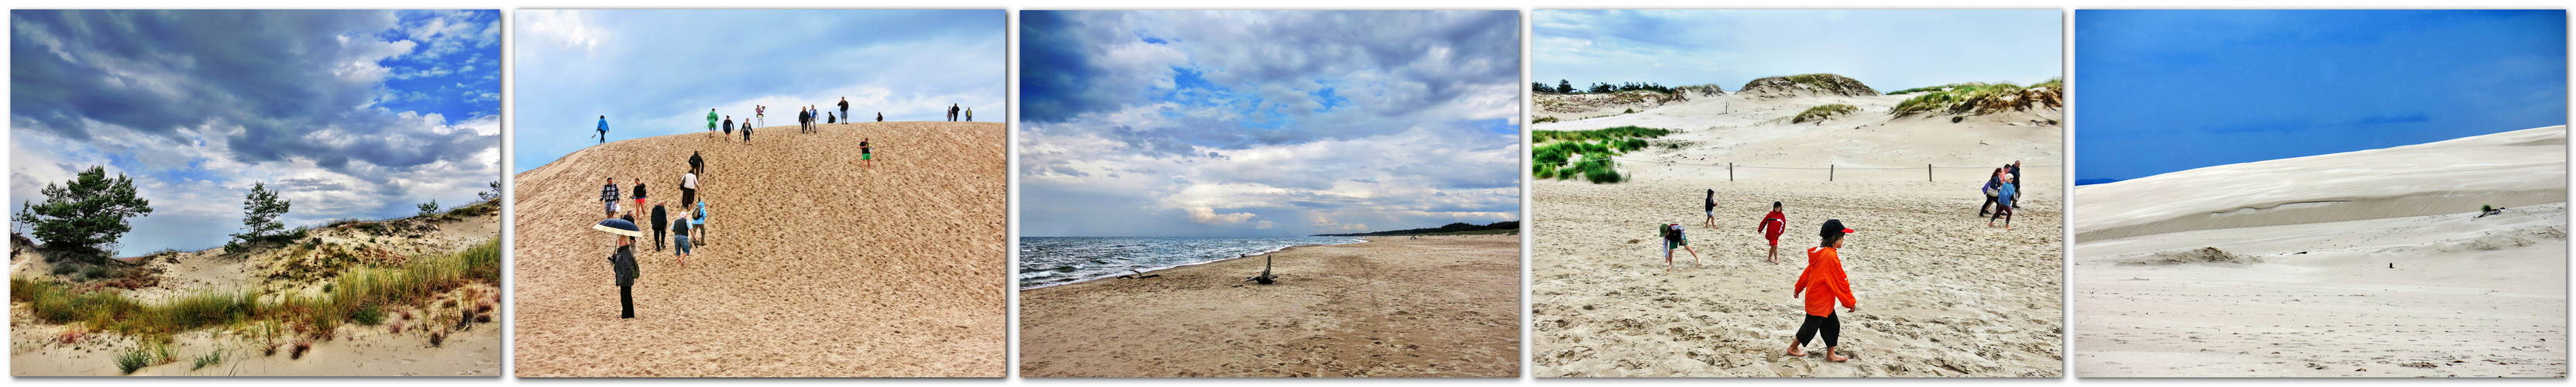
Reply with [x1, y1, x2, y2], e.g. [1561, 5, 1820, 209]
[706, 108, 720, 138]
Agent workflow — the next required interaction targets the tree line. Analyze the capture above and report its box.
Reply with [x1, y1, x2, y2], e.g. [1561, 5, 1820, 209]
[1533, 80, 1676, 94]
[1312, 221, 1520, 237]
[14, 166, 500, 262]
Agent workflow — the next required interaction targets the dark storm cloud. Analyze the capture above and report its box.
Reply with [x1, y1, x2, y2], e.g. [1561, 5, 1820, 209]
[11, 10, 496, 176]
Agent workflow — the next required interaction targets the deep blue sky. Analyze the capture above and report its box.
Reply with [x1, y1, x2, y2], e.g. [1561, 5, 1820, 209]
[12, 10, 500, 256]
[1019, 11, 1522, 237]
[2076, 10, 2567, 181]
[1536, 9, 2062, 93]
[514, 9, 1005, 173]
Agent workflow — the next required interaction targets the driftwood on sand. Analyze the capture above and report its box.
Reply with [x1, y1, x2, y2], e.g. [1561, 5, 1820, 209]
[1245, 255, 1278, 285]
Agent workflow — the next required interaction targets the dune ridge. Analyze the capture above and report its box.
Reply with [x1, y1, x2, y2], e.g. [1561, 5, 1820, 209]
[510, 122, 1006, 377]
[2075, 125, 2567, 241]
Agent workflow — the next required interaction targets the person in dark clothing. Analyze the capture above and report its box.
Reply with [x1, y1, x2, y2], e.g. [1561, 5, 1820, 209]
[649, 204, 669, 252]
[1979, 167, 2003, 217]
[600, 177, 621, 217]
[1701, 189, 1718, 228]
[860, 139, 872, 167]
[630, 178, 648, 217]
[724, 116, 734, 136]
[610, 224, 639, 319]
[829, 112, 837, 124]
[876, 112, 882, 122]
[838, 98, 851, 125]
[742, 119, 754, 142]
[2008, 161, 2023, 194]
[680, 171, 698, 208]
[689, 151, 704, 174]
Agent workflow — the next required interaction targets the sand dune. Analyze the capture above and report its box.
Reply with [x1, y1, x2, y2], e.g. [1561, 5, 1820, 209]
[2074, 203, 2567, 377]
[11, 207, 501, 376]
[2075, 126, 2567, 242]
[2072, 127, 2568, 377]
[1019, 236, 1520, 378]
[1538, 86, 2061, 176]
[1531, 82, 2064, 377]
[510, 122, 1006, 377]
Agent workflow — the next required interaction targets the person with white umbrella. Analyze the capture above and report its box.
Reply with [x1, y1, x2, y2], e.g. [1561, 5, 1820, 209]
[595, 217, 644, 319]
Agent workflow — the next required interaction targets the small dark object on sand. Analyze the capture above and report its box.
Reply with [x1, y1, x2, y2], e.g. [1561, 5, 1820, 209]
[1126, 269, 1159, 279]
[1246, 255, 1278, 285]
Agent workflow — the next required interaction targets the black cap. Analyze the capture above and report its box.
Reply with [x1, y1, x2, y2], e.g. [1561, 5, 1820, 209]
[1773, 201, 1783, 208]
[1820, 219, 1854, 237]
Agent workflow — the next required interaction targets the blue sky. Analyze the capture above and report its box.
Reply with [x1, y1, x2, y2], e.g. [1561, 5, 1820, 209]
[514, 9, 1004, 173]
[2076, 10, 2567, 182]
[1535, 9, 2063, 93]
[12, 10, 500, 256]
[1020, 11, 1522, 237]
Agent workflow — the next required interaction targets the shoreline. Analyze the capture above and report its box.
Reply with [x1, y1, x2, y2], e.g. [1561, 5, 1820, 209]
[1018, 237, 1371, 290]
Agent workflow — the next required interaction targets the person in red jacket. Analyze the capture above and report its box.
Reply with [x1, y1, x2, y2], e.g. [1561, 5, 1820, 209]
[1757, 201, 1788, 265]
[1790, 219, 1857, 362]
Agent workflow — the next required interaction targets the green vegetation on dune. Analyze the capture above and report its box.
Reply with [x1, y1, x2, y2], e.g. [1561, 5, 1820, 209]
[1890, 78, 2064, 118]
[11, 238, 501, 338]
[1532, 125, 1673, 143]
[1792, 104, 1858, 124]
[1533, 126, 1675, 183]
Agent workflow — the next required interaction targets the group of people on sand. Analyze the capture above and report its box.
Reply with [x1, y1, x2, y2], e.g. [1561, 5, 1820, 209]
[600, 152, 712, 319]
[1979, 161, 2024, 229]
[713, 108, 755, 142]
[1666, 192, 1859, 363]
[946, 103, 972, 122]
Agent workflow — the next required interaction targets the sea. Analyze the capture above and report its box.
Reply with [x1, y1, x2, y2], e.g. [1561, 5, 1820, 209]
[1017, 236, 1368, 289]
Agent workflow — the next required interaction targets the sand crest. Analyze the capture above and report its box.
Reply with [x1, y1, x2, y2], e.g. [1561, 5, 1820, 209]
[1018, 236, 1520, 377]
[510, 122, 1006, 377]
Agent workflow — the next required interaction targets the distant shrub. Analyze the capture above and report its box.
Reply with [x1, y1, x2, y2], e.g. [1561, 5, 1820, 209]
[1792, 104, 1858, 124]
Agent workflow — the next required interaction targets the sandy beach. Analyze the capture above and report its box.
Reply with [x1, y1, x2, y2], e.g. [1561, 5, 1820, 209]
[1018, 235, 1520, 377]
[2073, 126, 2567, 377]
[1530, 78, 2065, 377]
[510, 122, 1007, 377]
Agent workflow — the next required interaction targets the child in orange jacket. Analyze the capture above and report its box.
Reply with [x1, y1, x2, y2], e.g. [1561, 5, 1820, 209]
[1790, 219, 1858, 362]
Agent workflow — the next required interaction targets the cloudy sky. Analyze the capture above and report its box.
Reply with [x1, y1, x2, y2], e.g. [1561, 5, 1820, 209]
[12, 10, 500, 256]
[514, 9, 1005, 173]
[1020, 10, 1522, 237]
[1534, 9, 2062, 93]
[2077, 10, 2566, 183]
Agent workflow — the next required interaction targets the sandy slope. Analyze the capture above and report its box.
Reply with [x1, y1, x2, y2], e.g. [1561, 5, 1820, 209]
[2072, 128, 2568, 377]
[511, 122, 1006, 377]
[1019, 236, 1520, 378]
[2075, 126, 2567, 242]
[11, 210, 502, 376]
[1537, 88, 2061, 177]
[1530, 86, 2065, 377]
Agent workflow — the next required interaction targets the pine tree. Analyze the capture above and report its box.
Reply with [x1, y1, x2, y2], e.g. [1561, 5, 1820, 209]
[16, 166, 153, 260]
[229, 182, 291, 248]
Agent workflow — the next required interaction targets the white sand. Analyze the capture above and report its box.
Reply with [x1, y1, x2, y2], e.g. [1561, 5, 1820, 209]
[1531, 86, 2064, 377]
[2076, 126, 2567, 241]
[2073, 127, 2568, 377]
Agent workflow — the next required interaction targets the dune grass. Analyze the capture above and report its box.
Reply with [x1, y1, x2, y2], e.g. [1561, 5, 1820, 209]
[1532, 125, 1674, 144]
[1890, 79, 2065, 117]
[10, 239, 500, 337]
[1532, 134, 1653, 183]
[1792, 104, 1858, 124]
